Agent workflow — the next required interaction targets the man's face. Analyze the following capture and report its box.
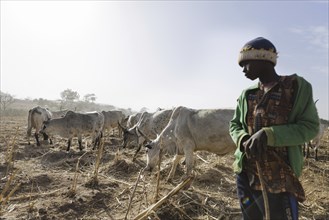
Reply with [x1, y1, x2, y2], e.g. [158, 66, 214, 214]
[241, 60, 264, 81]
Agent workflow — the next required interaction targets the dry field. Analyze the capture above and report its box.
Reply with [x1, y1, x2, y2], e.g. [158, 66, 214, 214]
[0, 115, 328, 220]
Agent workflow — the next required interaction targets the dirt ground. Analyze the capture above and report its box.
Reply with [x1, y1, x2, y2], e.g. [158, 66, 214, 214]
[0, 115, 328, 220]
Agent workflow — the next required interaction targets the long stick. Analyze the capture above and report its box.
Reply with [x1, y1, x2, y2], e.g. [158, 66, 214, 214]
[256, 161, 270, 220]
[134, 175, 194, 220]
[154, 140, 163, 202]
[125, 169, 144, 220]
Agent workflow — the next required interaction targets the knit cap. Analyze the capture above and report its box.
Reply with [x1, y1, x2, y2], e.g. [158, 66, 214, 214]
[238, 37, 278, 66]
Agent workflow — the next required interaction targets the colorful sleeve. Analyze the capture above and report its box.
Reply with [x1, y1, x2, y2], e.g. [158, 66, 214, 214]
[263, 76, 320, 147]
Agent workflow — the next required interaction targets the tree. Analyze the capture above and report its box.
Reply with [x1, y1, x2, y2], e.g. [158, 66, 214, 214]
[60, 89, 80, 102]
[83, 93, 97, 103]
[0, 91, 15, 111]
[60, 89, 80, 110]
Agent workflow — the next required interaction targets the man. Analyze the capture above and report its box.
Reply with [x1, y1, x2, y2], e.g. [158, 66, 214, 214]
[229, 37, 319, 220]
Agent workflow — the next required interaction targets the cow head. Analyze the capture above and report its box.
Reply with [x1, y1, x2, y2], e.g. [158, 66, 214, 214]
[121, 125, 138, 148]
[40, 120, 50, 136]
[144, 137, 161, 172]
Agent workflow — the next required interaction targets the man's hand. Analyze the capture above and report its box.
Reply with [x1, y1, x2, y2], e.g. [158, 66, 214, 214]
[242, 129, 268, 159]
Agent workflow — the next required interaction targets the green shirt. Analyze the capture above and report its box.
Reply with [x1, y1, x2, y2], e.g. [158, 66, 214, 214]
[229, 74, 319, 177]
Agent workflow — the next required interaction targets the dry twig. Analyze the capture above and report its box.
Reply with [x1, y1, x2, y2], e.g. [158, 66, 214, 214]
[67, 151, 88, 197]
[154, 146, 163, 202]
[133, 175, 195, 220]
[124, 168, 144, 220]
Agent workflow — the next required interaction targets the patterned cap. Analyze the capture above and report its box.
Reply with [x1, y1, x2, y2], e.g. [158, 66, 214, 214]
[238, 37, 278, 66]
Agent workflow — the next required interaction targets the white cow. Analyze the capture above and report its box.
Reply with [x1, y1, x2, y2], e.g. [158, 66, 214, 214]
[41, 111, 104, 152]
[27, 106, 53, 146]
[144, 106, 236, 181]
[120, 109, 173, 160]
[101, 110, 126, 137]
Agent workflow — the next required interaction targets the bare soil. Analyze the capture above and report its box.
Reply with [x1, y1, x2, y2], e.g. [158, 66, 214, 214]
[1, 115, 328, 220]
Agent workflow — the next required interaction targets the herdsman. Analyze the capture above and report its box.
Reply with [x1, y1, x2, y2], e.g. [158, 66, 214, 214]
[229, 37, 319, 220]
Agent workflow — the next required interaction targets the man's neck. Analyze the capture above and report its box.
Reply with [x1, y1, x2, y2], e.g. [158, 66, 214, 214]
[259, 69, 280, 84]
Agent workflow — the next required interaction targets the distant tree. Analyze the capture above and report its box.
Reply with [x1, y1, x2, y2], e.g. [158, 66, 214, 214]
[60, 89, 80, 102]
[83, 93, 97, 103]
[0, 91, 15, 111]
[37, 98, 49, 107]
[60, 89, 80, 110]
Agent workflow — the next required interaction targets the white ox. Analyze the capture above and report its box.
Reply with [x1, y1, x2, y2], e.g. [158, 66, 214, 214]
[101, 110, 126, 137]
[144, 106, 236, 180]
[27, 106, 53, 146]
[120, 109, 173, 160]
[41, 111, 104, 152]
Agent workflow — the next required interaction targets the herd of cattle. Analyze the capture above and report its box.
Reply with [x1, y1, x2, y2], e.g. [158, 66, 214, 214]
[26, 106, 327, 178]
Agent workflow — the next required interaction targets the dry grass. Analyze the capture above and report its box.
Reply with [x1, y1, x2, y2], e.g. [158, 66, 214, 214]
[0, 115, 328, 219]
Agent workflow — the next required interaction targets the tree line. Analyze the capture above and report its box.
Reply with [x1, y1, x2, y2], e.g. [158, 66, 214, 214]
[1, 89, 96, 111]
[0, 89, 135, 116]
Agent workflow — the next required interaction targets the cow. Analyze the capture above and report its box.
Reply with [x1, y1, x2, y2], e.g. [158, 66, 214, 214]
[41, 111, 104, 152]
[120, 109, 173, 160]
[27, 106, 53, 146]
[101, 110, 126, 137]
[144, 106, 236, 181]
[304, 123, 327, 161]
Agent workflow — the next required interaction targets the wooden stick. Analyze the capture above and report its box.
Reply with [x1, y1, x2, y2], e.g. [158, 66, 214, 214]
[133, 175, 194, 220]
[154, 139, 163, 202]
[91, 138, 105, 184]
[9, 189, 62, 201]
[124, 168, 144, 220]
[196, 153, 209, 164]
[68, 151, 88, 196]
[1, 169, 19, 204]
[256, 161, 270, 220]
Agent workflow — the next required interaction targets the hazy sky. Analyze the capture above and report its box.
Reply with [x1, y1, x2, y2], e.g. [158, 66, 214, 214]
[1, 1, 328, 120]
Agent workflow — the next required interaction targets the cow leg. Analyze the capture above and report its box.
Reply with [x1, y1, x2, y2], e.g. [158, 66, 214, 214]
[132, 144, 142, 161]
[78, 135, 83, 151]
[92, 139, 97, 150]
[92, 135, 97, 150]
[184, 149, 195, 177]
[315, 147, 318, 161]
[92, 132, 100, 150]
[43, 133, 49, 141]
[92, 137, 100, 150]
[98, 131, 103, 146]
[35, 133, 41, 146]
[118, 126, 123, 138]
[27, 129, 32, 145]
[167, 154, 184, 182]
[66, 139, 72, 152]
[306, 143, 311, 158]
[132, 137, 142, 161]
